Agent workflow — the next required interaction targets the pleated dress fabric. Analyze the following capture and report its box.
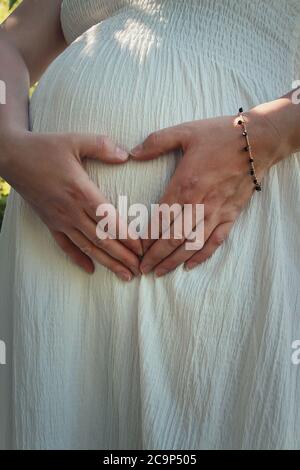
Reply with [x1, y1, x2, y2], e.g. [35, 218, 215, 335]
[1, 0, 300, 450]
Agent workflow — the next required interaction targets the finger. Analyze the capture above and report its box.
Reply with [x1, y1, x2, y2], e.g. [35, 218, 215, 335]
[141, 172, 187, 255]
[146, 212, 219, 276]
[70, 133, 129, 163]
[67, 229, 134, 282]
[86, 205, 144, 257]
[77, 213, 141, 276]
[141, 195, 183, 255]
[51, 230, 95, 274]
[184, 221, 233, 270]
[140, 200, 207, 274]
[82, 180, 143, 257]
[140, 203, 197, 274]
[130, 125, 187, 161]
[141, 149, 206, 255]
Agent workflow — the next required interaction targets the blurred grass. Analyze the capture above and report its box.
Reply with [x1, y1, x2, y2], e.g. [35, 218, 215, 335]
[0, 179, 10, 227]
[0, 0, 20, 20]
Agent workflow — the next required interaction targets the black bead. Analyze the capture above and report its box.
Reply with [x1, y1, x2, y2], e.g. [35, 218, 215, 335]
[254, 178, 258, 184]
[238, 120, 243, 125]
[255, 184, 262, 191]
[249, 157, 254, 163]
[250, 169, 255, 176]
[239, 107, 243, 113]
[244, 146, 249, 151]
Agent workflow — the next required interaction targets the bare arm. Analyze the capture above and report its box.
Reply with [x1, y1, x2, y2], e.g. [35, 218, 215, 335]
[250, 88, 300, 158]
[0, 0, 66, 133]
[0, 0, 142, 279]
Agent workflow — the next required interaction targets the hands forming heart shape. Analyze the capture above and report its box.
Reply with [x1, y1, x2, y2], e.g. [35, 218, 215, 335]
[129, 109, 284, 278]
[1, 107, 286, 281]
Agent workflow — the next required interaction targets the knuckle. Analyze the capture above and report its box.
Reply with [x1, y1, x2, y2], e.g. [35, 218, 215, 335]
[80, 243, 93, 257]
[214, 235, 225, 246]
[168, 237, 184, 249]
[97, 135, 111, 154]
[213, 229, 227, 246]
[146, 131, 160, 148]
[91, 234, 103, 246]
[55, 204, 71, 219]
[121, 255, 134, 268]
[145, 131, 158, 146]
[53, 220, 69, 233]
[97, 237, 112, 250]
[179, 175, 200, 194]
[65, 183, 86, 204]
[161, 261, 177, 271]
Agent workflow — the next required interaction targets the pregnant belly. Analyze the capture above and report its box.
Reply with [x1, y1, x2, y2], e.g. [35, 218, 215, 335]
[30, 11, 252, 209]
[22, 16, 265, 341]
[29, 13, 256, 212]
[29, 19, 195, 211]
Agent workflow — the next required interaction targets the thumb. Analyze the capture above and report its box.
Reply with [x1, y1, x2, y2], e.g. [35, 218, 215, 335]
[130, 126, 185, 161]
[71, 133, 129, 164]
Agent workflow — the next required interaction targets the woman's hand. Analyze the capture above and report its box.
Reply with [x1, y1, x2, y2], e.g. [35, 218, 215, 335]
[130, 108, 289, 276]
[0, 130, 142, 280]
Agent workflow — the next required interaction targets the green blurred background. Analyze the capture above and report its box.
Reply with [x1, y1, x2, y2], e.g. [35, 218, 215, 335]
[0, 0, 21, 228]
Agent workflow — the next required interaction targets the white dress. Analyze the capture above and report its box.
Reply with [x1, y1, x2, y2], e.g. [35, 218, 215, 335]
[0, 0, 300, 450]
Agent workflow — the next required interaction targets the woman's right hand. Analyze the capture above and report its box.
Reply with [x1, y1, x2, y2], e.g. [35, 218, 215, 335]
[0, 130, 142, 280]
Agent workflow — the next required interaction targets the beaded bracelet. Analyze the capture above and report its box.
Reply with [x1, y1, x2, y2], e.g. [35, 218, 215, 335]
[237, 107, 262, 192]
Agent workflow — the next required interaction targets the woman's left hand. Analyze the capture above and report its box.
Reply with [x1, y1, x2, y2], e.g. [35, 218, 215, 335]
[130, 109, 287, 276]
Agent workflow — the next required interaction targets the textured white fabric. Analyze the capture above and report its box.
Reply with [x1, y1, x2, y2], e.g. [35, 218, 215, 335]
[1, 0, 300, 450]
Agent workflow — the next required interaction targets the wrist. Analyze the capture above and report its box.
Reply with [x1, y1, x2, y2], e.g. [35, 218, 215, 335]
[240, 107, 284, 175]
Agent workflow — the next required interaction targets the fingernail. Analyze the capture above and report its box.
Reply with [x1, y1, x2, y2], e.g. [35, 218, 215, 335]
[116, 271, 132, 282]
[130, 144, 143, 157]
[140, 264, 152, 275]
[128, 236, 144, 257]
[116, 147, 129, 160]
[130, 265, 141, 276]
[155, 268, 169, 277]
[184, 262, 198, 271]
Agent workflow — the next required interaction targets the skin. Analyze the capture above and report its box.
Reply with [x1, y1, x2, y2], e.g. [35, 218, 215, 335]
[0, 0, 142, 281]
[130, 93, 300, 276]
[0, 1, 299, 279]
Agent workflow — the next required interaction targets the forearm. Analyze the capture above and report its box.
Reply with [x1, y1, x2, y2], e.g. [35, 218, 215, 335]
[0, 0, 66, 175]
[0, 34, 31, 177]
[0, 33, 30, 135]
[251, 88, 300, 161]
